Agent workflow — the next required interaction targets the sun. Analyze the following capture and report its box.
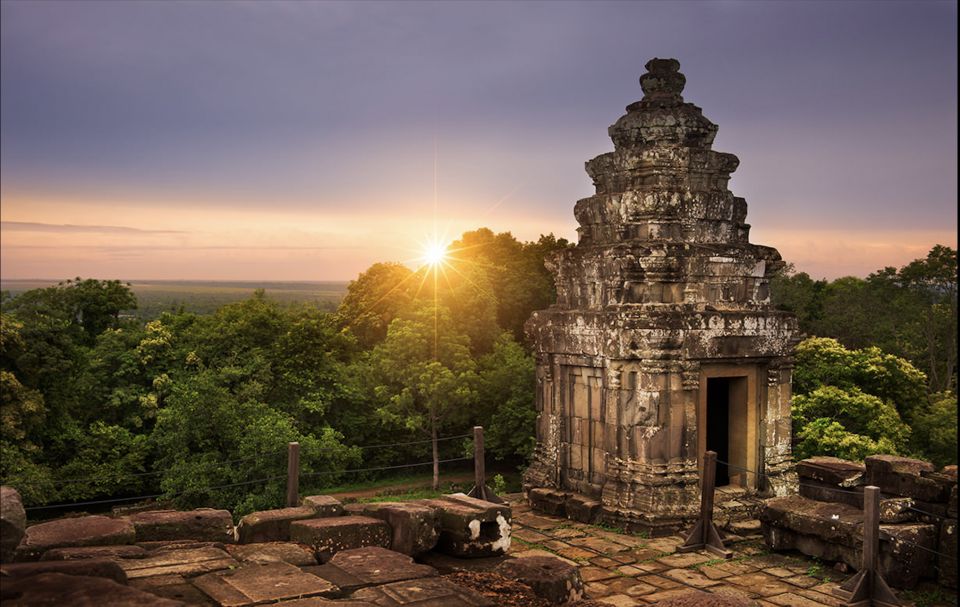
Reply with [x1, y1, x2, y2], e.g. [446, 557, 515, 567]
[421, 240, 449, 268]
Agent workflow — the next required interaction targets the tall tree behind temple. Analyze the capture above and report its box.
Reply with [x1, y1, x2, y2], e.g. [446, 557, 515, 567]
[772, 245, 958, 394]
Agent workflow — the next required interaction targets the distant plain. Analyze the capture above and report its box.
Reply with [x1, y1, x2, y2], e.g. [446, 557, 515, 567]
[0, 279, 349, 318]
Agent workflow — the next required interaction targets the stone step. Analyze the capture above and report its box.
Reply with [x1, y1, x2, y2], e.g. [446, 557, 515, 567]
[236, 506, 319, 543]
[344, 502, 439, 555]
[129, 509, 235, 543]
[289, 515, 391, 561]
[226, 541, 317, 566]
[351, 576, 494, 606]
[117, 546, 237, 580]
[413, 493, 512, 558]
[304, 546, 437, 595]
[0, 558, 128, 583]
[193, 561, 337, 607]
[760, 494, 937, 588]
[16, 515, 136, 561]
[2, 572, 187, 607]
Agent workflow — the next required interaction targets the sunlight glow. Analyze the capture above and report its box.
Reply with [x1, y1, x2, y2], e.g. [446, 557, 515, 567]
[421, 240, 449, 268]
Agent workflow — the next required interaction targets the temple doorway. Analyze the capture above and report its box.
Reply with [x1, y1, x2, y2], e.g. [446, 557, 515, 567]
[699, 366, 757, 489]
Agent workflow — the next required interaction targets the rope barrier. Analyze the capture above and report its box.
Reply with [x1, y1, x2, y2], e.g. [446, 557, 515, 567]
[715, 458, 865, 496]
[24, 474, 287, 512]
[23, 454, 473, 512]
[712, 458, 955, 563]
[36, 451, 286, 487]
[879, 529, 954, 560]
[349, 434, 472, 450]
[300, 456, 473, 479]
[13, 432, 471, 488]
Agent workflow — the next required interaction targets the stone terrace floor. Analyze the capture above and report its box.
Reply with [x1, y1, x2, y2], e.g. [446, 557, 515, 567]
[504, 497, 956, 607]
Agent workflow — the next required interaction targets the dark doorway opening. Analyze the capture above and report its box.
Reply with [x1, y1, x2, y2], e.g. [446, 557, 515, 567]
[706, 377, 731, 487]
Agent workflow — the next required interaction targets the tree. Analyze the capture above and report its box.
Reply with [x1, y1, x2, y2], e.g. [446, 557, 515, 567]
[771, 246, 957, 393]
[910, 392, 958, 468]
[368, 304, 477, 489]
[447, 229, 570, 343]
[897, 245, 958, 393]
[337, 263, 416, 349]
[476, 333, 537, 462]
[793, 337, 928, 422]
[792, 385, 910, 461]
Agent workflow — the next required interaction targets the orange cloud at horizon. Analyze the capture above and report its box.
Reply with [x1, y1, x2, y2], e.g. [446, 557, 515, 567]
[1, 195, 955, 283]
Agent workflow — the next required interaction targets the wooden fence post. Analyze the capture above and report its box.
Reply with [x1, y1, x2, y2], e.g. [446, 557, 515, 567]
[467, 426, 505, 504]
[678, 450, 731, 558]
[836, 486, 901, 607]
[286, 442, 300, 507]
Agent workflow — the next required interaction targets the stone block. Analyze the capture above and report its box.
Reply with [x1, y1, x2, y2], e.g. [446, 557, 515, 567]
[40, 545, 148, 561]
[302, 495, 345, 517]
[0, 572, 187, 606]
[528, 487, 570, 517]
[865, 455, 953, 503]
[289, 515, 391, 561]
[305, 546, 437, 594]
[0, 558, 128, 583]
[415, 493, 511, 558]
[226, 541, 317, 566]
[129, 509, 235, 543]
[760, 495, 937, 588]
[16, 514, 136, 561]
[879, 497, 916, 523]
[1, 485, 26, 564]
[796, 457, 864, 487]
[798, 479, 862, 508]
[949, 485, 958, 519]
[495, 555, 584, 604]
[351, 576, 494, 606]
[137, 540, 227, 552]
[938, 518, 957, 589]
[130, 574, 219, 605]
[117, 546, 237, 579]
[566, 494, 602, 523]
[652, 589, 752, 607]
[194, 561, 337, 606]
[236, 506, 317, 543]
[344, 502, 439, 555]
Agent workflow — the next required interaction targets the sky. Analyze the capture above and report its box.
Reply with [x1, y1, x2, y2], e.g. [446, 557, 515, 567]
[1, 0, 956, 281]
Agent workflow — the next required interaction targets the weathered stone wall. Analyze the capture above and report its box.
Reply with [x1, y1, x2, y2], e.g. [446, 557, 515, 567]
[523, 58, 798, 531]
[761, 456, 957, 589]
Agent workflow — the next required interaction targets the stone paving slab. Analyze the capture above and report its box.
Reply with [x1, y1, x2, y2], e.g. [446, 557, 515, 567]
[226, 541, 317, 566]
[1, 571, 187, 606]
[130, 574, 218, 605]
[290, 515, 391, 560]
[351, 576, 494, 606]
[118, 546, 237, 579]
[506, 497, 953, 607]
[130, 509, 235, 543]
[306, 546, 437, 594]
[193, 561, 337, 606]
[16, 514, 135, 560]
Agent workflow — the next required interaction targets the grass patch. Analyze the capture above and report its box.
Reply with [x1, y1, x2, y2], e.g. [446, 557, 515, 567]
[902, 587, 957, 607]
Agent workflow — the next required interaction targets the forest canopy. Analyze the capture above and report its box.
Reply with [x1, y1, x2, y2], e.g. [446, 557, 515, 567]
[0, 239, 955, 514]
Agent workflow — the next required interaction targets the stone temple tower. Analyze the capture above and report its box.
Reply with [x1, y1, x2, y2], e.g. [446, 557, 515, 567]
[523, 58, 799, 532]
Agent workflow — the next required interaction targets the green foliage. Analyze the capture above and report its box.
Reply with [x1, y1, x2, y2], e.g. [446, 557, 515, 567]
[337, 262, 416, 349]
[773, 245, 957, 393]
[476, 333, 537, 462]
[447, 229, 571, 342]
[5, 234, 949, 514]
[910, 392, 958, 468]
[794, 337, 928, 421]
[793, 386, 909, 461]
